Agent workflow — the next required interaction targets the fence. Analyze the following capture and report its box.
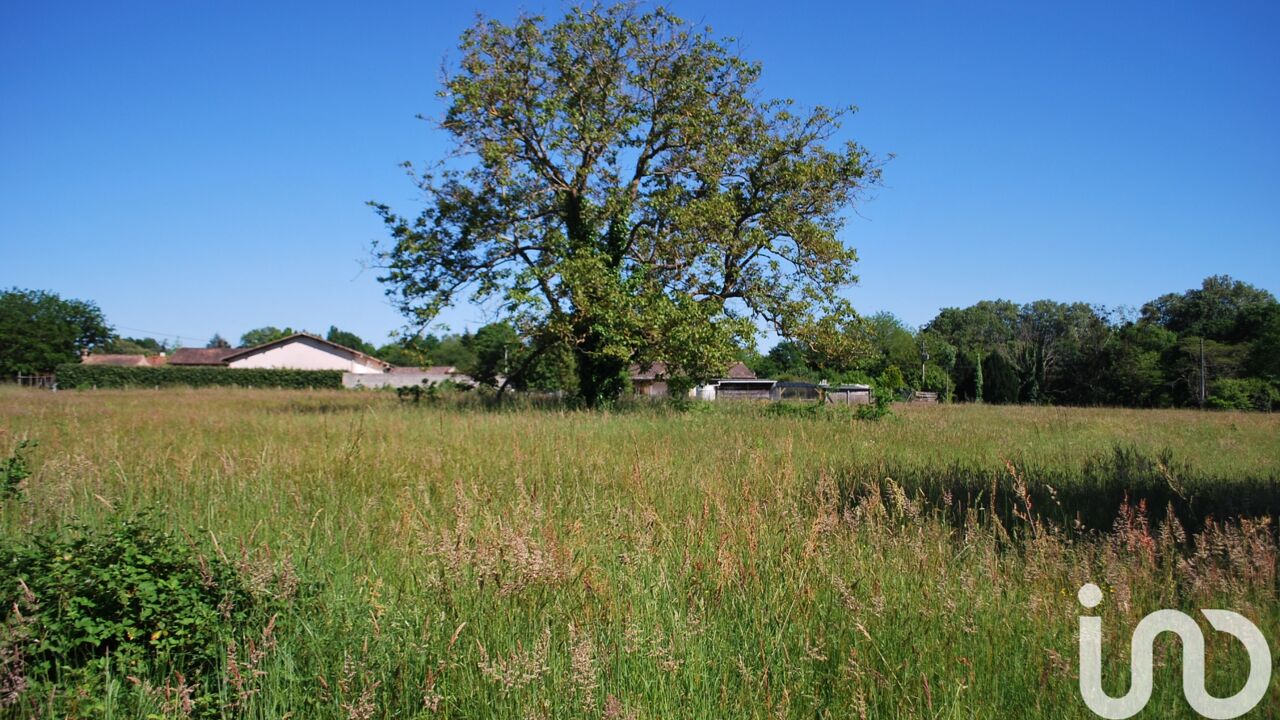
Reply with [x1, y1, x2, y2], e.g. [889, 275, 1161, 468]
[15, 373, 56, 390]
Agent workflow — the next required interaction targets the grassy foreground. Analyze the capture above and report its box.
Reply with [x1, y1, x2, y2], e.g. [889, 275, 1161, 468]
[1, 387, 1278, 718]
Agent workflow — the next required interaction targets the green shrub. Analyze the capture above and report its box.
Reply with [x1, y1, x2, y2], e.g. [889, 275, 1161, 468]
[855, 390, 894, 421]
[0, 512, 271, 710]
[1, 439, 34, 500]
[55, 364, 343, 390]
[1208, 377, 1279, 412]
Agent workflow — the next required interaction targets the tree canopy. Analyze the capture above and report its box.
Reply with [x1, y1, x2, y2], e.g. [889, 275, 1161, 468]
[372, 3, 879, 405]
[238, 326, 295, 348]
[0, 288, 113, 376]
[325, 326, 375, 355]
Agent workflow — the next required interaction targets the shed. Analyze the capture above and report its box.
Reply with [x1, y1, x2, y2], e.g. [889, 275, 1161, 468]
[771, 381, 822, 402]
[828, 384, 873, 405]
[715, 378, 776, 401]
[344, 365, 477, 389]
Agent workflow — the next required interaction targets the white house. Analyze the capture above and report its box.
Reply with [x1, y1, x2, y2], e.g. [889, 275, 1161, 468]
[222, 333, 390, 374]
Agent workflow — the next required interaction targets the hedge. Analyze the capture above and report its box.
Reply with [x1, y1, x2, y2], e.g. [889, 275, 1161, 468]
[54, 364, 344, 390]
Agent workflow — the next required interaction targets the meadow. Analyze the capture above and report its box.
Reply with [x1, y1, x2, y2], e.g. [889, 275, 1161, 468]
[1, 387, 1278, 718]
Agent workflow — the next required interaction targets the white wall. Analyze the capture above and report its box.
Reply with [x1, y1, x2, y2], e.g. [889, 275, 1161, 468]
[343, 370, 472, 388]
[228, 336, 384, 374]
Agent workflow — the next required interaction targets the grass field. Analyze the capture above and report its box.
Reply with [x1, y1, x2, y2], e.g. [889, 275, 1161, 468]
[2, 387, 1278, 718]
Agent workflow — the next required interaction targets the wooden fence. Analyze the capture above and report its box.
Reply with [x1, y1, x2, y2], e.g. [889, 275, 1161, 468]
[15, 373, 57, 389]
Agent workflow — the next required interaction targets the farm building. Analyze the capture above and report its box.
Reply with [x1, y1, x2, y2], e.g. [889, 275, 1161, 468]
[629, 361, 757, 398]
[221, 333, 390, 374]
[828, 384, 873, 405]
[343, 365, 476, 389]
[715, 378, 777, 401]
[772, 380, 821, 402]
[79, 353, 167, 367]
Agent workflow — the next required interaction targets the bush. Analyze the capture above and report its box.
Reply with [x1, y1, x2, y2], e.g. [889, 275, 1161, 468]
[0, 512, 274, 712]
[1208, 378, 1279, 412]
[1, 439, 34, 500]
[55, 364, 343, 390]
[855, 390, 894, 421]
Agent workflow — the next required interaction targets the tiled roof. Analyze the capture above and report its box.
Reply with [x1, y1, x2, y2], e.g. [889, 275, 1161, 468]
[81, 354, 162, 367]
[168, 347, 236, 365]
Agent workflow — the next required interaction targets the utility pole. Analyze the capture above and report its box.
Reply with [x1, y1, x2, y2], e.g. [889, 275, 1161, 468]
[920, 341, 929, 390]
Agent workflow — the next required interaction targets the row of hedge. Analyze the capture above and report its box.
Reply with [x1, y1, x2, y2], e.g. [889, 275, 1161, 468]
[54, 364, 344, 390]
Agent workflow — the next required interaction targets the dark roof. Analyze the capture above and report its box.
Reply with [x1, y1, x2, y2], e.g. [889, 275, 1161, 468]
[168, 347, 236, 366]
[717, 379, 777, 387]
[629, 361, 669, 381]
[630, 360, 758, 381]
[81, 354, 161, 367]
[220, 333, 391, 370]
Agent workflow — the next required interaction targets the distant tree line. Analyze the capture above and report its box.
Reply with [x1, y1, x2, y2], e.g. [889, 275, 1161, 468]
[3, 276, 1276, 410]
[739, 275, 1279, 411]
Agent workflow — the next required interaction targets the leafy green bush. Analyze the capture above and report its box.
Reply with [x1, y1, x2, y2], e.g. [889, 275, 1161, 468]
[855, 390, 894, 421]
[55, 364, 343, 390]
[1208, 378, 1279, 412]
[0, 512, 271, 710]
[1, 439, 34, 500]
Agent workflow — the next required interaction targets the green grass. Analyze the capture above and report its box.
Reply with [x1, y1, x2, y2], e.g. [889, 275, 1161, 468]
[1, 387, 1278, 718]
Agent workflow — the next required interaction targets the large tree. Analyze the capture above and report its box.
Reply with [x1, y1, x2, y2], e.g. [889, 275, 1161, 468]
[325, 326, 375, 355]
[238, 326, 295, 348]
[0, 288, 113, 376]
[372, 4, 880, 405]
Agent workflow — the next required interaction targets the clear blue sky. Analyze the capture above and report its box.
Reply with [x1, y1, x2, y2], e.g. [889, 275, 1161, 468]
[2, 1, 1277, 349]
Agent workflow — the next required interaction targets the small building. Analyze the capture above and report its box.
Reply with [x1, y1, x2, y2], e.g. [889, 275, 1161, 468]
[629, 361, 672, 398]
[715, 378, 777, 401]
[222, 333, 390, 374]
[80, 353, 166, 367]
[343, 365, 476, 389]
[772, 380, 822, 402]
[630, 361, 757, 398]
[828, 384, 873, 405]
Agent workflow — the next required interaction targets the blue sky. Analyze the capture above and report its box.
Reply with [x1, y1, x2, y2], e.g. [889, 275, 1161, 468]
[2, 1, 1277, 349]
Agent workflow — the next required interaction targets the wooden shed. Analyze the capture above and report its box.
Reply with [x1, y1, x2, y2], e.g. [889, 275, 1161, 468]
[715, 379, 776, 401]
[771, 381, 822, 402]
[828, 384, 873, 405]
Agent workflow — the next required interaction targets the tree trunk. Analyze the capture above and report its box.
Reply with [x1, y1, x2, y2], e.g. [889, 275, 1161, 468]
[573, 331, 628, 408]
[973, 349, 985, 403]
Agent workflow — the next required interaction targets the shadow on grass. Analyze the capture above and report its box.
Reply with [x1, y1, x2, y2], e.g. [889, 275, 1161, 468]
[833, 444, 1280, 535]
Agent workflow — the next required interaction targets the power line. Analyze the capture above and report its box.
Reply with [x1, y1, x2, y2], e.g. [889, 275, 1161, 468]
[112, 324, 208, 344]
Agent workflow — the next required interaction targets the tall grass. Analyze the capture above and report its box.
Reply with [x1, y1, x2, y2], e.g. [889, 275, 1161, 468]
[1, 387, 1277, 718]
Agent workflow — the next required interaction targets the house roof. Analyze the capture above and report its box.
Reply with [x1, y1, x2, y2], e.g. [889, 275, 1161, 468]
[629, 360, 757, 381]
[220, 333, 392, 370]
[629, 361, 670, 381]
[168, 347, 237, 366]
[81, 354, 164, 367]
